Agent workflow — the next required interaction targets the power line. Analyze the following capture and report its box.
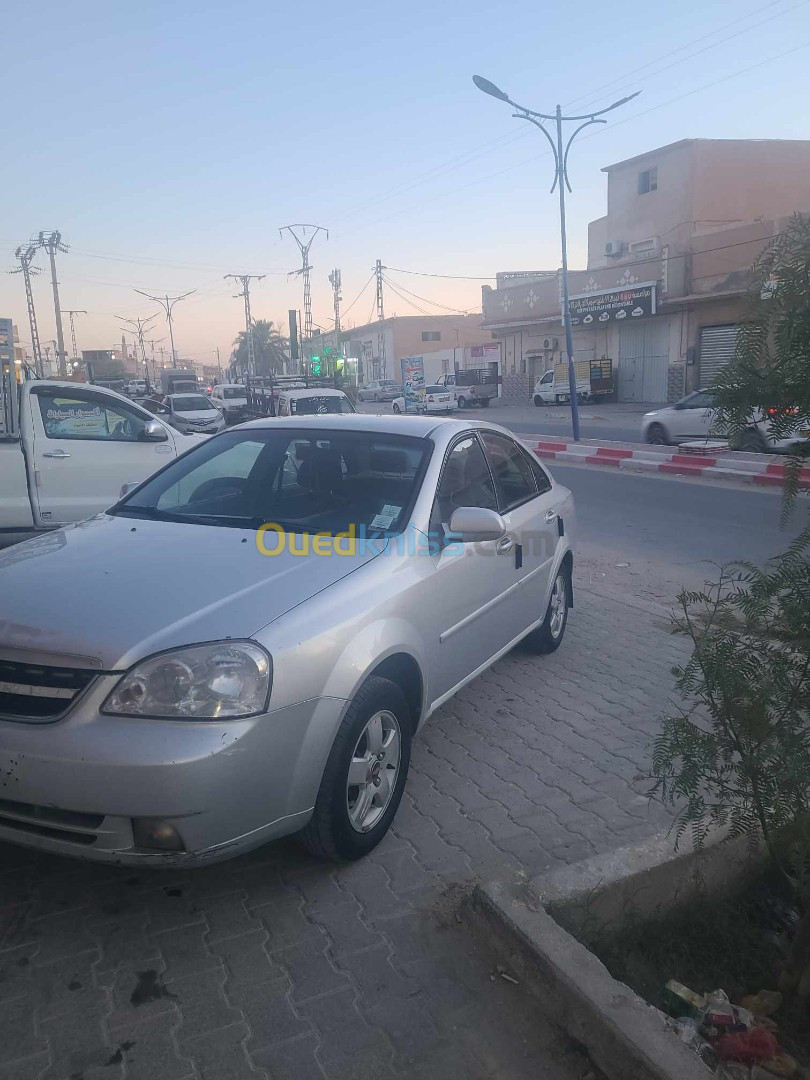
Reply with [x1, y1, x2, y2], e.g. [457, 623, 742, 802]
[341, 272, 376, 318]
[386, 266, 496, 281]
[382, 274, 474, 315]
[565, 0, 806, 111]
[384, 279, 431, 317]
[337, 38, 810, 240]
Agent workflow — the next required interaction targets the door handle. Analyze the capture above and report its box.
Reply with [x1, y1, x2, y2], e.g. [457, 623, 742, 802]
[544, 509, 557, 525]
[496, 535, 514, 555]
[42, 450, 71, 459]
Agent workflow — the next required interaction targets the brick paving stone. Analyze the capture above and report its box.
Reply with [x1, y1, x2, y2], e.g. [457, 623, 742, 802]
[228, 978, 312, 1052]
[152, 924, 220, 982]
[210, 929, 284, 987]
[105, 1011, 194, 1080]
[200, 892, 262, 944]
[0, 995, 47, 1065]
[182, 1023, 266, 1080]
[308, 900, 383, 957]
[254, 899, 323, 952]
[170, 968, 245, 1043]
[250, 1033, 325, 1080]
[39, 1009, 121, 1080]
[275, 939, 350, 1003]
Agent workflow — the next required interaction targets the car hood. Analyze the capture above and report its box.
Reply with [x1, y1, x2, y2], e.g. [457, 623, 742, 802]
[175, 409, 221, 420]
[0, 514, 384, 670]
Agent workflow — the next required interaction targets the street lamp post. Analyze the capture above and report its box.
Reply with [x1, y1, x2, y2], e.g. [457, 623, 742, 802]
[473, 76, 639, 441]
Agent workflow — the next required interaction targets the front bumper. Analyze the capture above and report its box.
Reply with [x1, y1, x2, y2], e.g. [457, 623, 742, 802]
[0, 677, 347, 865]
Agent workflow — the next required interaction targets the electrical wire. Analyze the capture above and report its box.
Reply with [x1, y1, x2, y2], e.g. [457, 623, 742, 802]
[341, 272, 376, 318]
[564, 0, 806, 111]
[329, 0, 805, 234]
[382, 275, 474, 315]
[383, 279, 432, 316]
[386, 266, 496, 281]
[337, 38, 810, 240]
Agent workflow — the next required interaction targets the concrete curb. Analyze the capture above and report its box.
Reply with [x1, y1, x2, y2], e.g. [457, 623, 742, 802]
[531, 437, 810, 489]
[471, 879, 713, 1080]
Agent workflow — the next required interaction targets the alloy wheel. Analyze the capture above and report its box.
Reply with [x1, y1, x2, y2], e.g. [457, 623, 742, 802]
[346, 710, 401, 833]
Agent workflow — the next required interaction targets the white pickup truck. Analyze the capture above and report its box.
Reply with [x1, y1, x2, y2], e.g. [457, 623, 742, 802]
[0, 380, 204, 539]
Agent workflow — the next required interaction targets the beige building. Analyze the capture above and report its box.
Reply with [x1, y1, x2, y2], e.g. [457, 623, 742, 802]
[310, 314, 493, 382]
[483, 138, 810, 402]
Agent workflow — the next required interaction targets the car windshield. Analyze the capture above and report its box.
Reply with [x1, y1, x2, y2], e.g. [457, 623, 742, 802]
[222, 387, 245, 399]
[172, 395, 215, 412]
[381, 381, 399, 388]
[290, 395, 354, 415]
[425, 386, 445, 394]
[115, 428, 431, 535]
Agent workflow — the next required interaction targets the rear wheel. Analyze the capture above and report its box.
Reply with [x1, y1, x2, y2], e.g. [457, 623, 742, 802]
[645, 423, 669, 445]
[525, 567, 570, 655]
[373, 393, 380, 403]
[299, 677, 412, 861]
[737, 428, 768, 453]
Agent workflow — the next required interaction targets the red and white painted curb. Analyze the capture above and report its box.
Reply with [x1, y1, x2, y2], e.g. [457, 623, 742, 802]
[530, 437, 810, 490]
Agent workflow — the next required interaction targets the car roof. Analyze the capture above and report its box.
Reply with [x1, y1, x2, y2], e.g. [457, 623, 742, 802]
[239, 413, 512, 440]
[280, 387, 348, 399]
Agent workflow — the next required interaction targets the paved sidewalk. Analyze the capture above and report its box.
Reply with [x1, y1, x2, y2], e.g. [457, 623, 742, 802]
[0, 571, 688, 1079]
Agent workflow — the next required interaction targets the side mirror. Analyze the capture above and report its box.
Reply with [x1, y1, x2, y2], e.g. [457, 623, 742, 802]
[448, 506, 506, 543]
[142, 420, 169, 441]
[119, 482, 140, 498]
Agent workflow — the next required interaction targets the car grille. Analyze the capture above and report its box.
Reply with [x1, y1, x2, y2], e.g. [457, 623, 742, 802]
[0, 797, 102, 846]
[0, 659, 96, 722]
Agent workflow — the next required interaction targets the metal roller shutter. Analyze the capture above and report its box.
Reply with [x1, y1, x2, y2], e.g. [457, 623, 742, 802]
[699, 325, 739, 385]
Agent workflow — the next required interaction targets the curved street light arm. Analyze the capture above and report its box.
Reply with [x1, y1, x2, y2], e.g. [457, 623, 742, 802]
[513, 113, 560, 192]
[562, 91, 642, 122]
[562, 118, 607, 192]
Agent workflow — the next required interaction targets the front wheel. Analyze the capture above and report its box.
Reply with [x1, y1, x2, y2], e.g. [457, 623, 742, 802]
[392, 403, 401, 414]
[524, 567, 570, 655]
[534, 395, 545, 407]
[373, 393, 380, 403]
[299, 677, 412, 861]
[457, 395, 467, 409]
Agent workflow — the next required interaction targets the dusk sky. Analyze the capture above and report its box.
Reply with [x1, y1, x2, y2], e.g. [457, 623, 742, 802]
[3, 0, 809, 365]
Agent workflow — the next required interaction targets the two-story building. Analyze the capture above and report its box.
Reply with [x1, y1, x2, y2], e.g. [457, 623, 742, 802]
[483, 139, 810, 402]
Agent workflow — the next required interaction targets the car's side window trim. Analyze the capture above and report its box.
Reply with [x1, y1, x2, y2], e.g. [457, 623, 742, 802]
[431, 430, 497, 532]
[478, 429, 541, 514]
[32, 386, 153, 442]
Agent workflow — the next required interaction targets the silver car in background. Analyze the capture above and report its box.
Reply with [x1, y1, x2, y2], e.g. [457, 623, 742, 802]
[146, 392, 226, 435]
[0, 415, 575, 866]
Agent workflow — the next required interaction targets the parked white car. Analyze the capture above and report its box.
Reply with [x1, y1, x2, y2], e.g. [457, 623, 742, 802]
[392, 386, 458, 414]
[641, 390, 809, 452]
[211, 383, 249, 425]
[533, 370, 590, 406]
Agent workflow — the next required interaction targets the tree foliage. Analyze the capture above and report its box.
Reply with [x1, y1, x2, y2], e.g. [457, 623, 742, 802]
[231, 319, 288, 376]
[653, 215, 810, 1003]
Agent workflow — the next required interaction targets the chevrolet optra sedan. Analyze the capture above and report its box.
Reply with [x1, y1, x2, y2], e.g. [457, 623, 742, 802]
[0, 415, 575, 865]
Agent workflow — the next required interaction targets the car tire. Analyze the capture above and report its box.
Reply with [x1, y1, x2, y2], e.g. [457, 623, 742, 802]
[645, 422, 669, 445]
[392, 403, 401, 414]
[373, 393, 380, 403]
[480, 398, 490, 408]
[299, 677, 412, 861]
[524, 565, 570, 655]
[533, 395, 545, 407]
[737, 428, 768, 453]
[457, 395, 467, 409]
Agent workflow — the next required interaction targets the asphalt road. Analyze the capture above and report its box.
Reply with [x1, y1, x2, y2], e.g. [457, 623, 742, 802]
[550, 461, 808, 603]
[504, 413, 646, 445]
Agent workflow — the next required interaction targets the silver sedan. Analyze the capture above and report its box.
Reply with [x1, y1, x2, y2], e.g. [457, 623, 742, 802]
[0, 414, 575, 865]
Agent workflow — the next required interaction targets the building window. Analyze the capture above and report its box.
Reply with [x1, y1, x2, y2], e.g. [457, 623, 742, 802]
[421, 331, 441, 342]
[638, 167, 657, 194]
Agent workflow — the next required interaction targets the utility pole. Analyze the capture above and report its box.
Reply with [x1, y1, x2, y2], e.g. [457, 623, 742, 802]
[374, 259, 386, 379]
[63, 310, 87, 371]
[11, 244, 44, 376]
[279, 225, 328, 364]
[43, 344, 52, 374]
[134, 290, 195, 364]
[328, 268, 342, 366]
[215, 346, 223, 379]
[118, 315, 157, 387]
[473, 76, 639, 441]
[36, 231, 69, 377]
[225, 274, 265, 378]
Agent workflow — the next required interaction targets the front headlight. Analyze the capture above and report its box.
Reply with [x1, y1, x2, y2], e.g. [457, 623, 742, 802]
[103, 641, 271, 719]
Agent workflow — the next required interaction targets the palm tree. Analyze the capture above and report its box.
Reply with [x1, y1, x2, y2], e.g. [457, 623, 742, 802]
[231, 319, 289, 377]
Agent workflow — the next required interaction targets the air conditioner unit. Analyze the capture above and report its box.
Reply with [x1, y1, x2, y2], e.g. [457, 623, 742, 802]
[604, 241, 622, 257]
[542, 336, 558, 350]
